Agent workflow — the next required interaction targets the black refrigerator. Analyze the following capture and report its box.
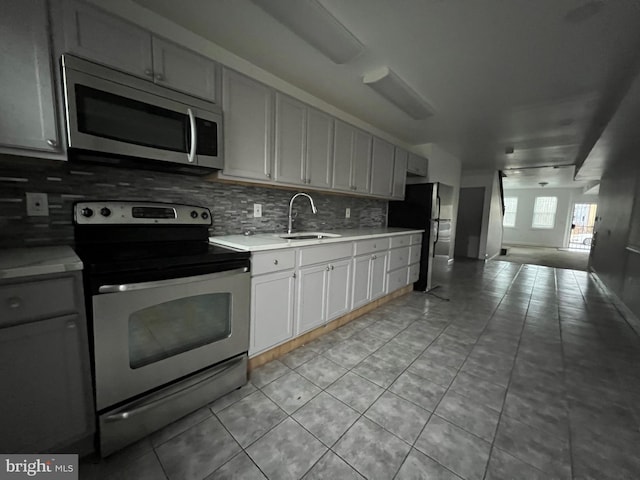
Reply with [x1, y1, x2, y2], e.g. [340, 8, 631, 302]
[388, 182, 453, 292]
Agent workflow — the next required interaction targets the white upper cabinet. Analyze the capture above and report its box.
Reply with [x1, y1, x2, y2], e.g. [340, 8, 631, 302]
[407, 152, 428, 176]
[274, 93, 307, 185]
[151, 37, 218, 102]
[332, 120, 372, 193]
[222, 68, 274, 180]
[0, 0, 59, 153]
[63, 0, 153, 79]
[370, 137, 395, 197]
[305, 108, 333, 189]
[63, 0, 218, 101]
[392, 147, 408, 199]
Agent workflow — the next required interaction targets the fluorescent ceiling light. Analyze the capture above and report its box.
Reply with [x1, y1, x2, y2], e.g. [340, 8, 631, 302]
[250, 0, 364, 64]
[363, 67, 434, 120]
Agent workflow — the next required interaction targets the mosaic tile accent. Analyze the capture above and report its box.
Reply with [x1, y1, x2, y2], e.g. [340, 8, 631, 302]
[0, 155, 387, 248]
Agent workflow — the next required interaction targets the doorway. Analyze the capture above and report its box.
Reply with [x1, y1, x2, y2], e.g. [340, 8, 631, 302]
[568, 203, 597, 251]
[455, 187, 485, 259]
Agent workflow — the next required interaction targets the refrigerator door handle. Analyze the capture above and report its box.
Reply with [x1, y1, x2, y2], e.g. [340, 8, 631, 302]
[433, 219, 440, 257]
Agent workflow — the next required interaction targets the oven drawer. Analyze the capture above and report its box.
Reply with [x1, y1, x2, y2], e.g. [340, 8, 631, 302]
[252, 250, 296, 275]
[0, 276, 77, 328]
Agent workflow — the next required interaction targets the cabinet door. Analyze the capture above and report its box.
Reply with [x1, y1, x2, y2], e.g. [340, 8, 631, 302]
[326, 259, 351, 321]
[392, 148, 408, 199]
[152, 37, 218, 102]
[0, 314, 92, 453]
[306, 108, 333, 189]
[274, 93, 306, 185]
[0, 0, 59, 152]
[407, 152, 428, 176]
[370, 252, 388, 300]
[332, 120, 353, 192]
[296, 264, 327, 335]
[251, 271, 295, 356]
[352, 128, 372, 193]
[63, 0, 153, 79]
[370, 137, 395, 197]
[222, 69, 274, 180]
[351, 255, 371, 310]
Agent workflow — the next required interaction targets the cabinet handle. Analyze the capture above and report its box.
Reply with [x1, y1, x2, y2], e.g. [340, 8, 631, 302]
[372, 255, 377, 259]
[326, 266, 330, 271]
[66, 320, 77, 329]
[155, 73, 164, 81]
[46, 139, 57, 148]
[273, 259, 279, 265]
[330, 265, 335, 270]
[144, 69, 153, 77]
[7, 296, 21, 309]
[266, 173, 272, 178]
[307, 178, 311, 184]
[292, 273, 296, 279]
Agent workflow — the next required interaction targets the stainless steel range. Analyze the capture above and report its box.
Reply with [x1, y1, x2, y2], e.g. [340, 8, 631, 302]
[73, 201, 250, 456]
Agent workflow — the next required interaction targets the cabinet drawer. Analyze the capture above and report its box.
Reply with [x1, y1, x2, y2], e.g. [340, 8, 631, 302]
[388, 247, 410, 271]
[387, 267, 409, 294]
[410, 234, 423, 245]
[409, 245, 421, 265]
[389, 235, 411, 248]
[353, 238, 390, 256]
[408, 263, 420, 284]
[0, 276, 77, 328]
[299, 242, 352, 266]
[252, 250, 296, 276]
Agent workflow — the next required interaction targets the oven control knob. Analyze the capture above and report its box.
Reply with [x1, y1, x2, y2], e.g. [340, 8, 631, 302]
[100, 207, 112, 217]
[80, 207, 94, 218]
[201, 211, 209, 220]
[190, 210, 198, 219]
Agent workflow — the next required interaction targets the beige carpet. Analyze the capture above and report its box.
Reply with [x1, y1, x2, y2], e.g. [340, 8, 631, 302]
[497, 245, 590, 271]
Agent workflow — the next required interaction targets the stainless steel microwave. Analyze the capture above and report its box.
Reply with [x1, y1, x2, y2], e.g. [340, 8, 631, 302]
[62, 55, 223, 171]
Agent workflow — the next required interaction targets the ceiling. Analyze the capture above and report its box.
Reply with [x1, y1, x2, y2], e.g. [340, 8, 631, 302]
[133, 0, 640, 184]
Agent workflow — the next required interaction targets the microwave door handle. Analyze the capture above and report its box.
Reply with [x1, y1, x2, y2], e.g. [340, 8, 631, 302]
[187, 108, 197, 163]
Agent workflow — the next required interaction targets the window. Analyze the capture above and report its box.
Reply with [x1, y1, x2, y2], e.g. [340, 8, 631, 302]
[503, 197, 518, 227]
[532, 196, 558, 228]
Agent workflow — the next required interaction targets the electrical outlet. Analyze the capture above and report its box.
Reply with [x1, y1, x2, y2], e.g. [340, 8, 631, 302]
[345, 207, 351, 219]
[253, 203, 262, 218]
[26, 192, 49, 216]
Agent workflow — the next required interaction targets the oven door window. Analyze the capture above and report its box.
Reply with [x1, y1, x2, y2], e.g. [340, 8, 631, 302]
[128, 293, 231, 369]
[75, 84, 189, 153]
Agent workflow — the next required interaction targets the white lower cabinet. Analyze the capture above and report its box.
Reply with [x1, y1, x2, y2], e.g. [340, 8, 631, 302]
[370, 252, 388, 300]
[352, 251, 388, 309]
[250, 269, 295, 356]
[326, 258, 352, 321]
[296, 264, 327, 334]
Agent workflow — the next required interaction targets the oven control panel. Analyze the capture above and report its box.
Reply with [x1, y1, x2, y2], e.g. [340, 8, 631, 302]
[74, 201, 212, 225]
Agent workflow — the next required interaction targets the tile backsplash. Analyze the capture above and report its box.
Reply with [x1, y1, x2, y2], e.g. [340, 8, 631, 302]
[0, 155, 387, 248]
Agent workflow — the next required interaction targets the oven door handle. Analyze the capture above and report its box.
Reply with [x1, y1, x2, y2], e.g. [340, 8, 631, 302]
[98, 267, 249, 294]
[103, 355, 244, 423]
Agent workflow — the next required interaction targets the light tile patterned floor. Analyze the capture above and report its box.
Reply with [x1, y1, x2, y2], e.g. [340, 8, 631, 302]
[80, 260, 640, 480]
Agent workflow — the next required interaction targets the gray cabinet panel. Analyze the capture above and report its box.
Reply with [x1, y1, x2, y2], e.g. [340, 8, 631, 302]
[352, 129, 372, 193]
[370, 137, 395, 197]
[407, 152, 428, 176]
[274, 93, 306, 185]
[0, 0, 58, 152]
[0, 313, 92, 453]
[63, 0, 153, 79]
[392, 148, 408, 199]
[152, 37, 218, 102]
[251, 270, 295, 355]
[306, 108, 333, 188]
[326, 259, 351, 321]
[222, 69, 273, 180]
[332, 120, 353, 192]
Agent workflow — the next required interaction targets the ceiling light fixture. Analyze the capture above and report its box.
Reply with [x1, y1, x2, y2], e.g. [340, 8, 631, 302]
[362, 66, 434, 120]
[250, 0, 364, 64]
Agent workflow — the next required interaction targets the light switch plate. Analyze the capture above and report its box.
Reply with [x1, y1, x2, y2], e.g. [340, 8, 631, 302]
[253, 203, 262, 218]
[26, 192, 49, 216]
[345, 208, 351, 219]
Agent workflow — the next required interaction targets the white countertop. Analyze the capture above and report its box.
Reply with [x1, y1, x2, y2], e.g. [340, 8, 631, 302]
[210, 227, 424, 252]
[0, 245, 83, 280]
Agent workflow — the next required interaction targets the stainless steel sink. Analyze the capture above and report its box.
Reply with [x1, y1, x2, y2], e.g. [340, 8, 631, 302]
[277, 232, 342, 240]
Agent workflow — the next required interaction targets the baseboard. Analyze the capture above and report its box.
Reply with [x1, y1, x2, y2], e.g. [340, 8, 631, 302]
[248, 285, 413, 371]
[485, 251, 501, 261]
[590, 269, 640, 337]
[447, 258, 454, 265]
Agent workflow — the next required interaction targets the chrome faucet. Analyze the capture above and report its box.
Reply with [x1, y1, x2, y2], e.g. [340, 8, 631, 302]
[288, 192, 317, 234]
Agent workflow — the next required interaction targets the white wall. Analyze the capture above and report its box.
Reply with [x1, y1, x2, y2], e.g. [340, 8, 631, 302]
[461, 171, 503, 259]
[412, 143, 462, 261]
[502, 187, 597, 248]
